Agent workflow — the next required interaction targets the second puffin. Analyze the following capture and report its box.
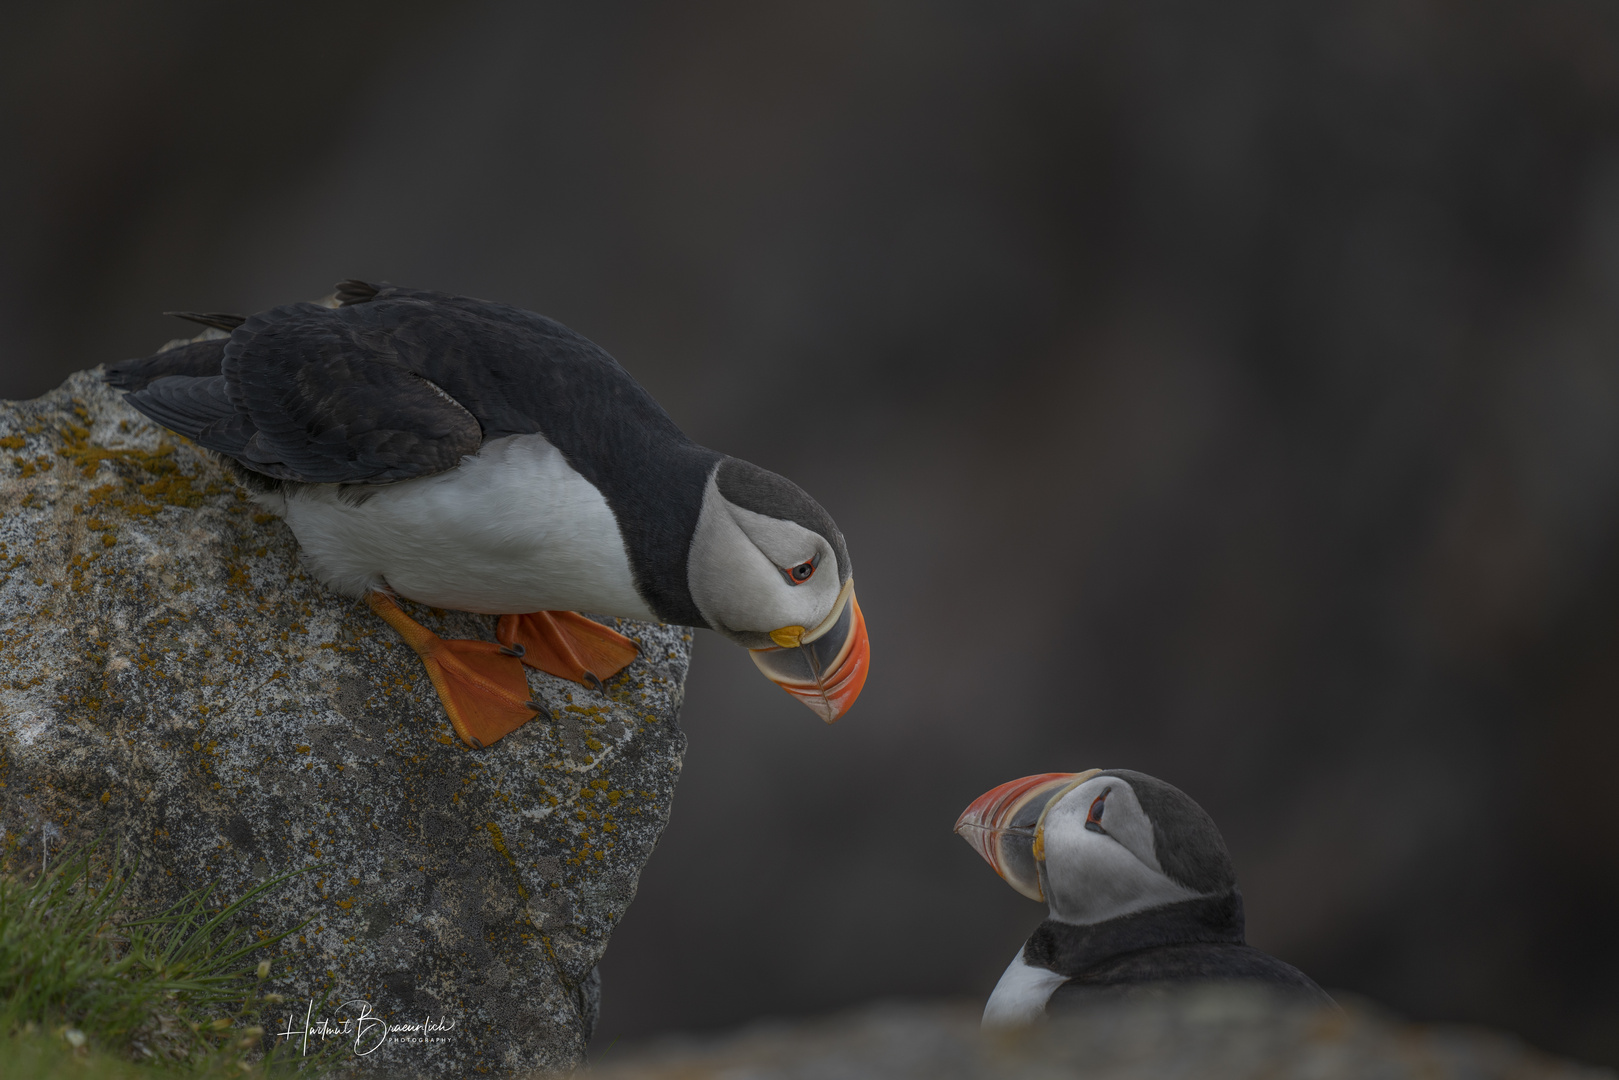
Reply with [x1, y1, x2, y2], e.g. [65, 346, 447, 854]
[105, 281, 869, 748]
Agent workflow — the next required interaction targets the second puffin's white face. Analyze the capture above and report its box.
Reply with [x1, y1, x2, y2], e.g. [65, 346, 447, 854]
[1038, 775, 1206, 926]
[687, 473, 844, 649]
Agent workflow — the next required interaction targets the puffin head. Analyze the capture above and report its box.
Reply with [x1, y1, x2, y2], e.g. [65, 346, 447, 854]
[687, 458, 870, 722]
[954, 769, 1235, 924]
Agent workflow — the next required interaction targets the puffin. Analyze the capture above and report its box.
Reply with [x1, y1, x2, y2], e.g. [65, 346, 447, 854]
[954, 769, 1334, 1027]
[103, 281, 869, 748]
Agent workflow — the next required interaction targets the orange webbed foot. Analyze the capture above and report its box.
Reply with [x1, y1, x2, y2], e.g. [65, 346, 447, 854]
[496, 610, 639, 690]
[366, 592, 538, 749]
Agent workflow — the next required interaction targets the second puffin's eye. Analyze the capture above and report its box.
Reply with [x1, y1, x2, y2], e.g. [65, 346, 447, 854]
[782, 556, 818, 586]
[1085, 787, 1112, 834]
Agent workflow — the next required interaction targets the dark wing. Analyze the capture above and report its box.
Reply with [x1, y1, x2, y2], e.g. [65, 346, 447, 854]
[115, 280, 696, 499]
[120, 298, 484, 484]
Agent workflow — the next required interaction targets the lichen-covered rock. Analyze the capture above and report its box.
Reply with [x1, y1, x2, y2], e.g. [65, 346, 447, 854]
[0, 370, 691, 1077]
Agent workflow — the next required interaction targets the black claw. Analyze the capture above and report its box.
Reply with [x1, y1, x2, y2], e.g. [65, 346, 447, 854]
[468, 736, 484, 750]
[499, 642, 526, 657]
[525, 699, 553, 721]
[584, 672, 606, 694]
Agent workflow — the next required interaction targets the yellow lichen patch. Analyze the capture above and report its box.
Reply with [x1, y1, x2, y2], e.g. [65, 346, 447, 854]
[484, 820, 530, 899]
[0, 435, 23, 449]
[137, 473, 206, 507]
[225, 560, 252, 590]
[55, 420, 231, 530]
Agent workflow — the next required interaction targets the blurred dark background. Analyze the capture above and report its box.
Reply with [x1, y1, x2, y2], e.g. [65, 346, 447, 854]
[6, 0, 1619, 1065]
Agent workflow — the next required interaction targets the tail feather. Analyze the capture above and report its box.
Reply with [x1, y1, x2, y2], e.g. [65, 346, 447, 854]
[123, 375, 307, 481]
[104, 338, 228, 392]
[164, 311, 247, 332]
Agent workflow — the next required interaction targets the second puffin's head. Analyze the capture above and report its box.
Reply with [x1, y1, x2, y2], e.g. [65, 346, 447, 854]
[955, 769, 1235, 924]
[687, 458, 869, 723]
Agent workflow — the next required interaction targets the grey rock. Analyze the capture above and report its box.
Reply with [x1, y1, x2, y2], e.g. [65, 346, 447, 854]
[587, 994, 1616, 1080]
[0, 369, 691, 1077]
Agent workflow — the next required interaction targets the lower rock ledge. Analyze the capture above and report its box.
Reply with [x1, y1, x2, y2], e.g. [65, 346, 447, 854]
[587, 994, 1614, 1080]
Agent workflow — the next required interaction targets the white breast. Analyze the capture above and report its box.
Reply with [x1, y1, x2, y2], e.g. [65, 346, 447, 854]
[982, 946, 1069, 1029]
[271, 433, 657, 619]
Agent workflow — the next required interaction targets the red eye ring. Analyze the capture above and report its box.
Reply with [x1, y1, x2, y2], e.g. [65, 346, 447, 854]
[782, 557, 817, 586]
[1084, 787, 1112, 834]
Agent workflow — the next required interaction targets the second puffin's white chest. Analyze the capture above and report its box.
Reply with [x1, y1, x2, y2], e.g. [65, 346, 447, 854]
[271, 433, 657, 618]
[982, 947, 1068, 1028]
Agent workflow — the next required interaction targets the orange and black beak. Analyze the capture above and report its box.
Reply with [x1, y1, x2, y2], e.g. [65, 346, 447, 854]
[748, 578, 869, 723]
[953, 771, 1099, 900]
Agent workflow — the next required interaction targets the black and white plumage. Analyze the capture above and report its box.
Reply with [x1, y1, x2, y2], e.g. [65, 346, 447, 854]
[104, 282, 869, 741]
[955, 769, 1334, 1027]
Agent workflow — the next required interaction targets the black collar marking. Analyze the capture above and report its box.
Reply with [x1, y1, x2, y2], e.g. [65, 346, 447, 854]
[1023, 892, 1246, 978]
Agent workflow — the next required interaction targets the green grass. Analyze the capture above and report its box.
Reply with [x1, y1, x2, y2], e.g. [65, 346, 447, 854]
[0, 840, 335, 1078]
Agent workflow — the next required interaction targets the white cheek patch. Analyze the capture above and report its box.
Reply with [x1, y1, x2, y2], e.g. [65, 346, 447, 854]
[1039, 779, 1204, 925]
[1087, 783, 1163, 873]
[687, 474, 839, 634]
[723, 501, 826, 573]
[1042, 837, 1202, 925]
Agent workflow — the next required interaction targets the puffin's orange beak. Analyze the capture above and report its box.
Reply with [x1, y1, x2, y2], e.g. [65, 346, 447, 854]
[748, 580, 869, 723]
[954, 771, 1097, 901]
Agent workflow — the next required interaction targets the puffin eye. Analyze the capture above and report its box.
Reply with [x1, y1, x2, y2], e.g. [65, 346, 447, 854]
[781, 555, 818, 586]
[1084, 787, 1111, 834]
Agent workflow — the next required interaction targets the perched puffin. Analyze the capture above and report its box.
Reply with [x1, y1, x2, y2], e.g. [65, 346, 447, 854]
[104, 281, 869, 748]
[955, 769, 1333, 1027]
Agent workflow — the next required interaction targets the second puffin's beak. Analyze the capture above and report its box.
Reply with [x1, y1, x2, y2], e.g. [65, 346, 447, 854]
[954, 770, 1100, 901]
[749, 578, 869, 723]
